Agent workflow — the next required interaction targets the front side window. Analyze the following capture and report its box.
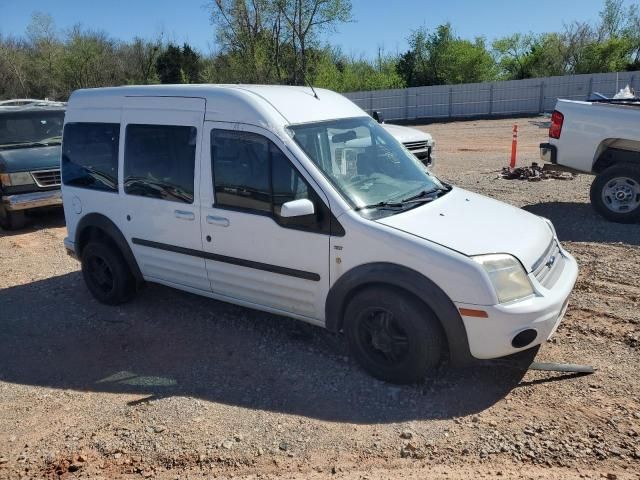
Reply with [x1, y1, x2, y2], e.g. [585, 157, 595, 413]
[288, 116, 445, 215]
[62, 122, 119, 192]
[124, 124, 196, 204]
[211, 129, 330, 232]
[0, 111, 64, 148]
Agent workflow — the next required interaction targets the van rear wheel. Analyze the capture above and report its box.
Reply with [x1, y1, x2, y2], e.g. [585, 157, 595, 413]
[590, 164, 640, 223]
[344, 287, 444, 384]
[81, 241, 136, 305]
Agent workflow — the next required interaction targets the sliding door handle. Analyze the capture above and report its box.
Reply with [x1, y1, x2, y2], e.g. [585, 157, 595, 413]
[174, 210, 195, 221]
[206, 215, 230, 227]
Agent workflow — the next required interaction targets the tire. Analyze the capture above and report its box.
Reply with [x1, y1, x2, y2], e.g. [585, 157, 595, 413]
[81, 241, 136, 305]
[0, 207, 27, 231]
[590, 164, 640, 223]
[344, 287, 444, 384]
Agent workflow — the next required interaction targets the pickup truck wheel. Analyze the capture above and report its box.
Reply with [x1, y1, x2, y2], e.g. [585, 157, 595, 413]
[590, 164, 640, 223]
[81, 241, 136, 305]
[344, 287, 444, 384]
[0, 207, 27, 231]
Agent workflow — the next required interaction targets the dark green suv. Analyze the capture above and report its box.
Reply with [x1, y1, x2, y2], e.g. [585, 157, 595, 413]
[0, 100, 65, 230]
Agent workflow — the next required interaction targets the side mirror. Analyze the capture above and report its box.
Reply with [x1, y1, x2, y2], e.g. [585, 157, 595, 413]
[280, 198, 315, 218]
[372, 110, 384, 123]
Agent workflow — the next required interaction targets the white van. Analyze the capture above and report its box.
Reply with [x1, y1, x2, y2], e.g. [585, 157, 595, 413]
[61, 85, 578, 383]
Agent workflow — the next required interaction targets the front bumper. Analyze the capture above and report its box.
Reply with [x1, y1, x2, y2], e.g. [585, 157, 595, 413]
[539, 142, 557, 164]
[1, 190, 62, 211]
[457, 249, 578, 359]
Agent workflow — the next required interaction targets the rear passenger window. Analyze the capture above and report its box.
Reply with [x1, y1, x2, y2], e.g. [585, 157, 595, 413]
[62, 123, 119, 192]
[124, 124, 197, 204]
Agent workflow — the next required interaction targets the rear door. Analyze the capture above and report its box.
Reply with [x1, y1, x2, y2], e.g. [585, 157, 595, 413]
[121, 97, 209, 291]
[199, 122, 332, 321]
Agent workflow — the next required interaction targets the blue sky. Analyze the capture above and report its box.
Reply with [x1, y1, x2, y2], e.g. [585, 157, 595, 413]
[0, 0, 614, 58]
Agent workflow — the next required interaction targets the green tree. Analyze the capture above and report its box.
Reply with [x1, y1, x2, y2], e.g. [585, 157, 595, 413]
[397, 24, 496, 87]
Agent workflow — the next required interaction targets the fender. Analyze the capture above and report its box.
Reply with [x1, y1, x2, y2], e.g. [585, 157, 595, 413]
[75, 213, 143, 283]
[325, 262, 474, 366]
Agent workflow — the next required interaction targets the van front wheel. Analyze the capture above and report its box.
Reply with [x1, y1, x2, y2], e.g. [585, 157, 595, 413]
[81, 241, 136, 305]
[344, 287, 444, 384]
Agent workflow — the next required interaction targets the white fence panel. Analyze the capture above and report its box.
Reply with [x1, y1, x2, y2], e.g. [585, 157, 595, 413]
[342, 70, 640, 121]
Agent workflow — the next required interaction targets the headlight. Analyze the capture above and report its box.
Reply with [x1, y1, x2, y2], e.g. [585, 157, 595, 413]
[473, 254, 534, 304]
[0, 172, 35, 186]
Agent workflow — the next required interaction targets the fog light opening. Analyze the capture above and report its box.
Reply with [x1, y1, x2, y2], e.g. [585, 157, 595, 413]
[511, 329, 537, 349]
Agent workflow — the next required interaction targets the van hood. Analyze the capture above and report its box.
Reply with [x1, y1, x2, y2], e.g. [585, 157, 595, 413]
[381, 123, 433, 145]
[0, 145, 61, 173]
[376, 187, 552, 271]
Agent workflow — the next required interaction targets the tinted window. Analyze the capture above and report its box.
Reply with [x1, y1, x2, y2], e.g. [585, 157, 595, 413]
[62, 123, 119, 192]
[212, 130, 271, 213]
[211, 130, 332, 233]
[124, 124, 196, 204]
[0, 111, 64, 147]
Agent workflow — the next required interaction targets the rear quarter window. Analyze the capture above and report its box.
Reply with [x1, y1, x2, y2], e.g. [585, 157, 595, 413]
[62, 123, 120, 192]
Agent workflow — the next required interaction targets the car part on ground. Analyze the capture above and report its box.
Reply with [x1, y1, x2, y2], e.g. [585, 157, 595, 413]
[501, 162, 576, 181]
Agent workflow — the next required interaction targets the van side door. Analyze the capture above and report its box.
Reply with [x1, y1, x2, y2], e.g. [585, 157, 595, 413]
[120, 97, 209, 291]
[199, 122, 332, 322]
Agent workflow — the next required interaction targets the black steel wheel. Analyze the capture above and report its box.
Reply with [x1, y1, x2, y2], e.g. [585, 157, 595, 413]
[81, 241, 135, 305]
[344, 287, 444, 384]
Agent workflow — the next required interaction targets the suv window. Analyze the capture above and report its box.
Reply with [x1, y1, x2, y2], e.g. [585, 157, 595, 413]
[124, 124, 197, 204]
[62, 123, 119, 192]
[211, 129, 330, 233]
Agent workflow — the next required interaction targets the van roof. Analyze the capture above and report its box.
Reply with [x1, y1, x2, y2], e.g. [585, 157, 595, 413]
[67, 84, 366, 126]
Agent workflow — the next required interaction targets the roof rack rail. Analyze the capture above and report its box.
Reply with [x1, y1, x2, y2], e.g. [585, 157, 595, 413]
[0, 98, 67, 109]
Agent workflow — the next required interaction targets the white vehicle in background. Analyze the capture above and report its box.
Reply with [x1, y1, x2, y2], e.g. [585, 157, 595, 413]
[62, 84, 577, 384]
[372, 111, 435, 168]
[540, 96, 640, 223]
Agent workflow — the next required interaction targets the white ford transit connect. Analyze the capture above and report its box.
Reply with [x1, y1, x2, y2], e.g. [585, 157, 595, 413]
[61, 85, 578, 383]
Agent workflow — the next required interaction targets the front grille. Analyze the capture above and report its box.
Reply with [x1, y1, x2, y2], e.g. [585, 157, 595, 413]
[532, 239, 565, 289]
[31, 169, 61, 187]
[403, 140, 429, 151]
[403, 141, 431, 161]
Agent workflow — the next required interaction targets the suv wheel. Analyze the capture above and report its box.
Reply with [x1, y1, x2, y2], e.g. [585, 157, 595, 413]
[344, 287, 444, 384]
[81, 241, 136, 305]
[0, 207, 27, 231]
[590, 164, 640, 223]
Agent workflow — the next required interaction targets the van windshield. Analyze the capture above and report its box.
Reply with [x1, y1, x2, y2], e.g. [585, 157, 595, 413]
[288, 117, 445, 215]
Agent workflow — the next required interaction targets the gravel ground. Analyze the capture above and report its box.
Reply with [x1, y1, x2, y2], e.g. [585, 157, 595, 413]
[1, 116, 639, 480]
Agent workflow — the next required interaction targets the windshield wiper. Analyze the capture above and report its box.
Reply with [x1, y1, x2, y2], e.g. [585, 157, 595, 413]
[354, 200, 405, 211]
[402, 186, 448, 203]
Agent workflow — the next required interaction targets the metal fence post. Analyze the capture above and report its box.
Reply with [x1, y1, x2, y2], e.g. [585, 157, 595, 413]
[538, 80, 545, 113]
[489, 83, 494, 115]
[448, 87, 453, 118]
[587, 76, 594, 100]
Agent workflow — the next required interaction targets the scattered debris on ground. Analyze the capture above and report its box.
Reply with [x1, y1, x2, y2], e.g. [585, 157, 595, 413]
[501, 162, 577, 181]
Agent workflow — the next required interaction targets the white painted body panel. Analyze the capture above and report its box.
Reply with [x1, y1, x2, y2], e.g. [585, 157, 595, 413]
[377, 188, 553, 271]
[122, 97, 209, 290]
[62, 84, 579, 362]
[199, 122, 330, 320]
[381, 123, 433, 145]
[549, 99, 640, 173]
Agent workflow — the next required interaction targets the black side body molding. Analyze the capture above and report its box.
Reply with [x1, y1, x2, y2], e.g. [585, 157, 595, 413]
[132, 238, 321, 282]
[324, 262, 474, 366]
[75, 213, 144, 283]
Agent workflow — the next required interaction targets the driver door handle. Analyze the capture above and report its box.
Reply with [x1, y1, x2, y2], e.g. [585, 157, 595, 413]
[207, 215, 230, 227]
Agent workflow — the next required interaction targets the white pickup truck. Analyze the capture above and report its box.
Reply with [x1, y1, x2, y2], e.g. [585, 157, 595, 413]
[540, 98, 640, 223]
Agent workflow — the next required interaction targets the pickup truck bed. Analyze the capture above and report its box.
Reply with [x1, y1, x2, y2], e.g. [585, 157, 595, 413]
[540, 98, 640, 223]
